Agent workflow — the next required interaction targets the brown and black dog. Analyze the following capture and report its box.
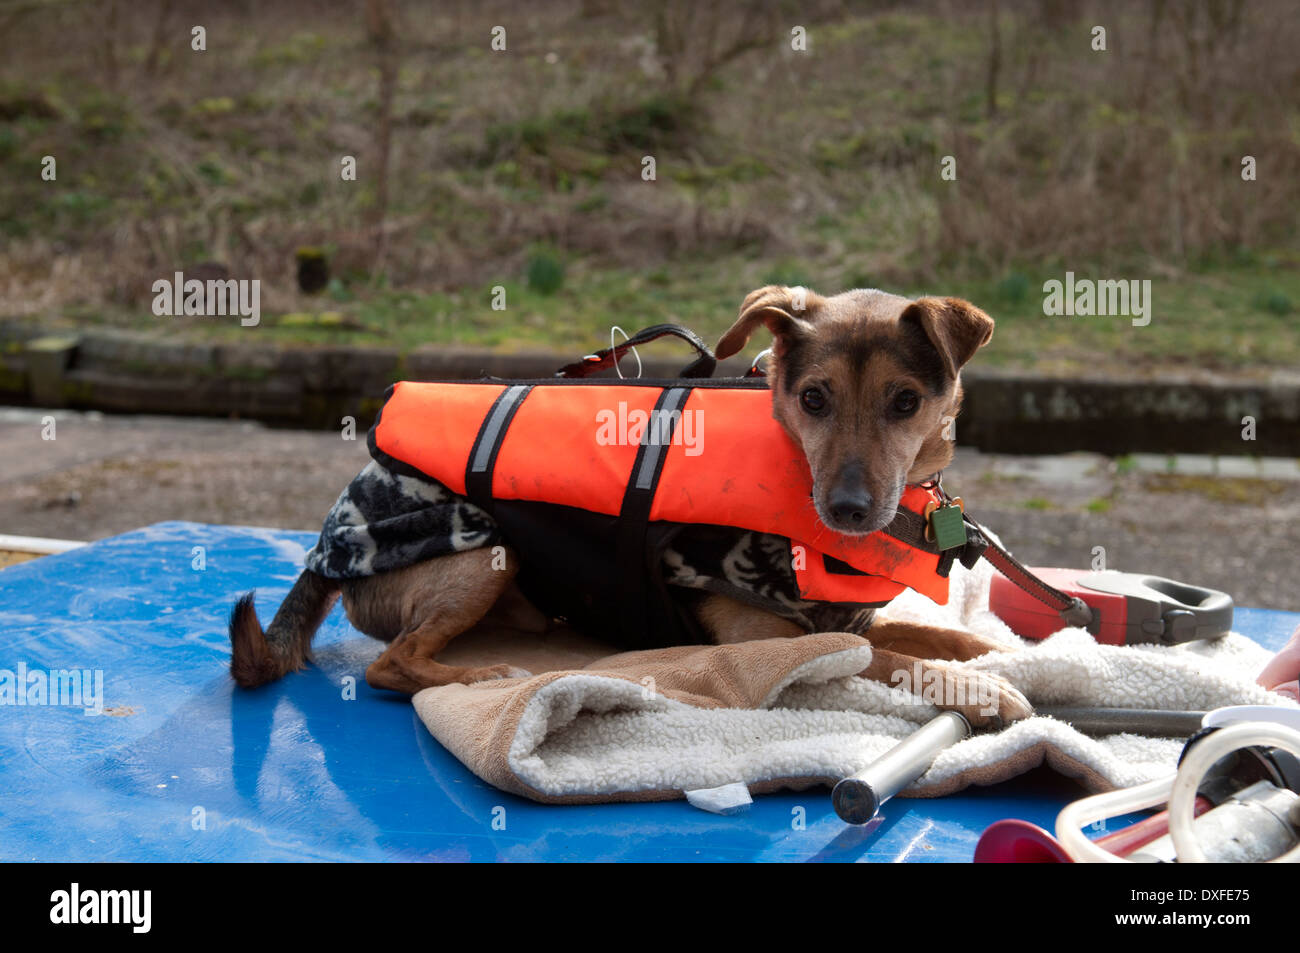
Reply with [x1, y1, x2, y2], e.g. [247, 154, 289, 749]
[229, 286, 1031, 726]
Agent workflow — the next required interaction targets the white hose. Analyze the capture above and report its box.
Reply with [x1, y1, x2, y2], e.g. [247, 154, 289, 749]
[1056, 775, 1176, 863]
[1057, 721, 1300, 863]
[1167, 722, 1300, 863]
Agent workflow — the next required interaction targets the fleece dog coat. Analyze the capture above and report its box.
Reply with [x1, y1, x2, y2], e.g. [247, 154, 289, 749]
[303, 458, 880, 645]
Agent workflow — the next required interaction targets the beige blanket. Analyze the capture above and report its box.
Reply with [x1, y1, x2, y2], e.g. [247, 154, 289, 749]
[413, 559, 1293, 807]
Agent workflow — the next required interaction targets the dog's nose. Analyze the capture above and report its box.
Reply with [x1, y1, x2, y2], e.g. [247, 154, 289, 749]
[829, 490, 874, 526]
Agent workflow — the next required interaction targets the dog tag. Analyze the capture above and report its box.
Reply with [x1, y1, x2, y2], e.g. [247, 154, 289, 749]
[926, 499, 967, 551]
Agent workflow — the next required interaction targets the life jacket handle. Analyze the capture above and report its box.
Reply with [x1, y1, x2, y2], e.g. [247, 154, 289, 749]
[555, 324, 718, 380]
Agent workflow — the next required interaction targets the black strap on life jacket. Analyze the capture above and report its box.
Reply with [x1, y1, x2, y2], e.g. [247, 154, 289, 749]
[614, 386, 690, 646]
[464, 383, 532, 514]
[459, 380, 695, 647]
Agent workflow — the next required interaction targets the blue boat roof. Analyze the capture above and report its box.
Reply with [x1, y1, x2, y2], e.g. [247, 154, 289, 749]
[1, 521, 1294, 862]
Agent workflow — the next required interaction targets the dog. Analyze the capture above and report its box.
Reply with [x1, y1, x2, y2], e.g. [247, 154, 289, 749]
[229, 286, 1032, 727]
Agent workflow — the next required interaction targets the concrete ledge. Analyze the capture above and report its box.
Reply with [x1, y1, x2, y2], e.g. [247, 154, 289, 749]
[1, 320, 1296, 455]
[961, 367, 1300, 455]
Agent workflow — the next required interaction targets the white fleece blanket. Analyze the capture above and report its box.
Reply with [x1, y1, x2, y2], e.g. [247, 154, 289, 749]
[414, 558, 1295, 805]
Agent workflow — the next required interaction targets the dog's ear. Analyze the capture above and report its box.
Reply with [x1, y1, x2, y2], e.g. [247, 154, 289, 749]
[900, 296, 994, 380]
[716, 285, 820, 360]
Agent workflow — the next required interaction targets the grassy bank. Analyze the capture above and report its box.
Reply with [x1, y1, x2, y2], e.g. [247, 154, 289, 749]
[1, 0, 1296, 373]
[45, 255, 1300, 376]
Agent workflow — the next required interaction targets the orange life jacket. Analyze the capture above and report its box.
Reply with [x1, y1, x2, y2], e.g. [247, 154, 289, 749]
[369, 378, 976, 647]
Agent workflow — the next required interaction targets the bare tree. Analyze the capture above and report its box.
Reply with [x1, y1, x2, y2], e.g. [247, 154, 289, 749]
[986, 0, 1001, 119]
[142, 0, 176, 77]
[365, 0, 400, 277]
[653, 0, 782, 97]
[101, 0, 120, 91]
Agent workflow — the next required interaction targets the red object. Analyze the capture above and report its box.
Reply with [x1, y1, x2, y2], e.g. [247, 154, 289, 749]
[990, 567, 1130, 644]
[990, 566, 1234, 646]
[974, 799, 1214, 863]
[973, 819, 1072, 863]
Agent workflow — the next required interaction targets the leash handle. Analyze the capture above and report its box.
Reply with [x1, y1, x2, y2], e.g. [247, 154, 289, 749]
[555, 324, 717, 380]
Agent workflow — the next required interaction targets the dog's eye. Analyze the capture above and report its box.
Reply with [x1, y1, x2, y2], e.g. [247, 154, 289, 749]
[892, 390, 920, 416]
[800, 387, 827, 415]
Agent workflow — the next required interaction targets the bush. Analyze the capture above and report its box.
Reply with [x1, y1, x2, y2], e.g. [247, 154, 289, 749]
[526, 249, 565, 295]
[997, 272, 1030, 304]
[1252, 289, 1292, 316]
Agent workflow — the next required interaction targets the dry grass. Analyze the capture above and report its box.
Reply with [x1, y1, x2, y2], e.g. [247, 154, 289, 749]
[0, 0, 1296, 341]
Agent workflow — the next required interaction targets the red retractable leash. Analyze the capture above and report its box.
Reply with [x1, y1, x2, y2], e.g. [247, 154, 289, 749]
[989, 566, 1234, 645]
[941, 485, 1235, 646]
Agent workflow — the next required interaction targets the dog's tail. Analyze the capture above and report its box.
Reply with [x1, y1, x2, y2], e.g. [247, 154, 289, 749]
[229, 570, 341, 688]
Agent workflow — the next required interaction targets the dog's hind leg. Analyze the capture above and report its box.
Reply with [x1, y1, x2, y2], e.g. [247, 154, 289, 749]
[357, 546, 533, 694]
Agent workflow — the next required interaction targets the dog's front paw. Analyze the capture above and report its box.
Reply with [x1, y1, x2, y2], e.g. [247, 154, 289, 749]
[930, 669, 1032, 730]
[961, 672, 1032, 730]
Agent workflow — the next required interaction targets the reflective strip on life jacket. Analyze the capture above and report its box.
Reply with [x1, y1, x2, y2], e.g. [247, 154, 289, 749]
[370, 380, 950, 606]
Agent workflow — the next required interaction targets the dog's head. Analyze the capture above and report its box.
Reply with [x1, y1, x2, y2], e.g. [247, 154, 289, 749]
[716, 285, 993, 536]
